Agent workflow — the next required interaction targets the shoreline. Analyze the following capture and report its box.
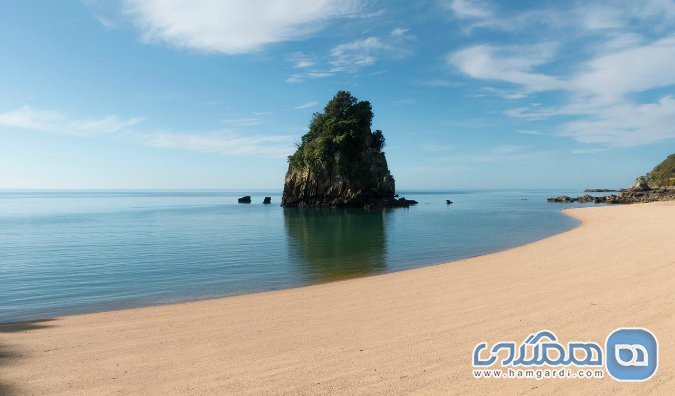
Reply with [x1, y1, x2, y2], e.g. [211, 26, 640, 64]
[1, 202, 673, 394]
[0, 203, 579, 326]
[0, 216, 578, 326]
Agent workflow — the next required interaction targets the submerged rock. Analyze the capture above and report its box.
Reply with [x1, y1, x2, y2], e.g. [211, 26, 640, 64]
[281, 91, 400, 208]
[238, 196, 251, 204]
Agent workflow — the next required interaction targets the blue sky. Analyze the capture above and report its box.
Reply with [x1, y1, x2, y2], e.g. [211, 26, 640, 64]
[1, 0, 674, 189]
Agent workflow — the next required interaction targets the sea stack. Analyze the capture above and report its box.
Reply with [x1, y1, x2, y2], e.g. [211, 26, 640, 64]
[282, 91, 412, 208]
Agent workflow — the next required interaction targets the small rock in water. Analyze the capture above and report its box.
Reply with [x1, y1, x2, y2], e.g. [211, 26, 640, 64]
[547, 196, 575, 203]
[446, 200, 453, 204]
[238, 195, 252, 204]
[263, 197, 271, 204]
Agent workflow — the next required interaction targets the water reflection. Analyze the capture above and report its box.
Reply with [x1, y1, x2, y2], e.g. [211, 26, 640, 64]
[284, 208, 388, 282]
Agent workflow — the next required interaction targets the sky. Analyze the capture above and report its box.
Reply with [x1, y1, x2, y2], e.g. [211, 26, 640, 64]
[1, 0, 674, 189]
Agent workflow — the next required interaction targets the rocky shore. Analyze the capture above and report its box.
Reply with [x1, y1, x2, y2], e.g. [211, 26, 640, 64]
[548, 187, 675, 204]
[549, 154, 675, 204]
[583, 188, 621, 192]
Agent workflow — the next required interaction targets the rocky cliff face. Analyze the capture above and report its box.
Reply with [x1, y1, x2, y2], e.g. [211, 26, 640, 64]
[282, 91, 402, 208]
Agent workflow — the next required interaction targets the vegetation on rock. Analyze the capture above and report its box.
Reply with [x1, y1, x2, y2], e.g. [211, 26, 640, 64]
[282, 91, 402, 208]
[549, 153, 675, 204]
[644, 153, 675, 187]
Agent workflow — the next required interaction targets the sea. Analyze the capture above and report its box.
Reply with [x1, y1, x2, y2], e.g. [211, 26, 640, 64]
[0, 189, 602, 323]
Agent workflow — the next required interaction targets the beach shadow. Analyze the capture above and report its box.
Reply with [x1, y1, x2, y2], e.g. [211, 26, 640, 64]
[284, 208, 389, 282]
[0, 319, 54, 333]
[0, 383, 18, 396]
[0, 319, 55, 395]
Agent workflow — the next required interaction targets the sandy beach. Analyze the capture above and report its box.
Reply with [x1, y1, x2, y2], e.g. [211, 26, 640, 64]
[1, 201, 673, 395]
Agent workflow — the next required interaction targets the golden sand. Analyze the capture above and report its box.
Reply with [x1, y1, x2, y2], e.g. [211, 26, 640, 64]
[1, 202, 673, 394]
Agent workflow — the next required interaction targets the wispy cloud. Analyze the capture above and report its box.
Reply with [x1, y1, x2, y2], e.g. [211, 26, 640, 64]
[285, 31, 415, 83]
[123, 0, 361, 54]
[448, 43, 563, 94]
[294, 101, 318, 110]
[0, 106, 293, 157]
[390, 27, 415, 41]
[286, 52, 317, 68]
[445, 0, 675, 148]
[286, 71, 335, 83]
[443, 0, 493, 20]
[516, 129, 543, 136]
[501, 36, 675, 147]
[0, 106, 143, 136]
[137, 130, 294, 157]
[329, 37, 389, 71]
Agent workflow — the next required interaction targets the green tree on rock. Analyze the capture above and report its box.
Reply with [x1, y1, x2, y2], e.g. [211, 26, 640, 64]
[282, 91, 396, 208]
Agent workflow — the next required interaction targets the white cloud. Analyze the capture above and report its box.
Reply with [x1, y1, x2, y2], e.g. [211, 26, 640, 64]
[286, 71, 334, 83]
[445, 0, 675, 34]
[123, 0, 360, 54]
[570, 34, 675, 104]
[0, 106, 143, 136]
[286, 52, 317, 68]
[558, 96, 675, 147]
[390, 27, 410, 37]
[138, 131, 294, 157]
[577, 4, 625, 31]
[517, 129, 543, 136]
[0, 106, 293, 157]
[448, 44, 564, 93]
[284, 35, 401, 83]
[329, 37, 389, 71]
[444, 0, 493, 20]
[446, 0, 675, 149]
[497, 35, 675, 147]
[68, 116, 144, 135]
[503, 105, 561, 121]
[295, 101, 318, 110]
[0, 106, 64, 130]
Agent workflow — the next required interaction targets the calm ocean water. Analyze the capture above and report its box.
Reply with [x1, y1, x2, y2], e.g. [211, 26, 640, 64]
[0, 189, 597, 323]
